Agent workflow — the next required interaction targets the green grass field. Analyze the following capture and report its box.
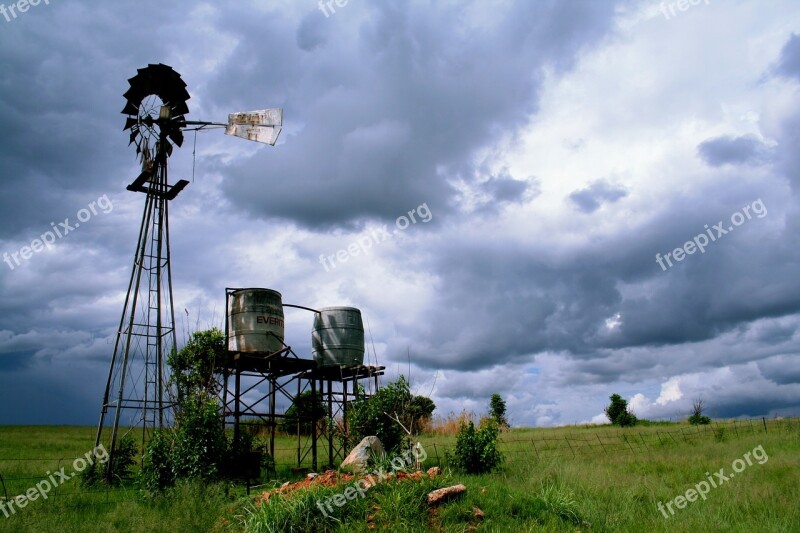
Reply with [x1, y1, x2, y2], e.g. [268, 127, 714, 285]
[0, 419, 797, 532]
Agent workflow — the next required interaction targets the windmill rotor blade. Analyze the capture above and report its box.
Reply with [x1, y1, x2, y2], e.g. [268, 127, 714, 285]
[169, 128, 184, 148]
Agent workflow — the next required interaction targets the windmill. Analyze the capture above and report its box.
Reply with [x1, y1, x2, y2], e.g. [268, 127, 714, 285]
[94, 64, 282, 477]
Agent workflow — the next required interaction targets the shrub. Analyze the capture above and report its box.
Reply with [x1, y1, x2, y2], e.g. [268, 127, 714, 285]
[81, 434, 138, 487]
[689, 399, 711, 425]
[408, 395, 436, 434]
[171, 394, 228, 480]
[140, 429, 175, 495]
[167, 328, 225, 403]
[110, 434, 139, 483]
[489, 393, 509, 427]
[141, 328, 272, 495]
[689, 414, 712, 425]
[348, 376, 413, 454]
[447, 420, 504, 474]
[224, 425, 275, 479]
[281, 390, 326, 435]
[605, 394, 637, 427]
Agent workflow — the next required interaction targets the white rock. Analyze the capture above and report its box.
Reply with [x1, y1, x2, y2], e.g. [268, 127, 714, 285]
[340, 436, 384, 473]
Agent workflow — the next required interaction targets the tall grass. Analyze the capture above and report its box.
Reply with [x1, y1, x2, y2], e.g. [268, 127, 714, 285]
[1, 420, 797, 531]
[427, 410, 480, 436]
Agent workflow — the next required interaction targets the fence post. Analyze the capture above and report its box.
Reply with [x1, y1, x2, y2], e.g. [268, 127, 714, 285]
[595, 434, 606, 454]
[433, 444, 440, 466]
[564, 436, 575, 458]
[531, 439, 540, 460]
[639, 433, 648, 450]
[732, 419, 738, 438]
[762, 417, 768, 433]
[623, 434, 635, 453]
[667, 431, 678, 445]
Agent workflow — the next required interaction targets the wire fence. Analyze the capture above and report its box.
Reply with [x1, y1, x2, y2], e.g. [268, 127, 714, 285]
[423, 416, 800, 467]
[1, 416, 797, 510]
[0, 456, 133, 513]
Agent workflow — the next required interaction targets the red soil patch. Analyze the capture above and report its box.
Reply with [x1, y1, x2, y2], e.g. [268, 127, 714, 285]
[256, 467, 441, 505]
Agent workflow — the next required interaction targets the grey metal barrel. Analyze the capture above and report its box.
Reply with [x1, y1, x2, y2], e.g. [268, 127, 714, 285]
[312, 307, 365, 366]
[228, 288, 285, 354]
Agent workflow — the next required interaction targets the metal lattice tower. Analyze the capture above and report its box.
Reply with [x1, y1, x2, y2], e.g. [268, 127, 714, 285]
[95, 149, 181, 457]
[95, 64, 192, 477]
[94, 64, 283, 478]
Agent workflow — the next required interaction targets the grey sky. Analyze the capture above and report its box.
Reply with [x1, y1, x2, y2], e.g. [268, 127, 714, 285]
[1, 0, 799, 426]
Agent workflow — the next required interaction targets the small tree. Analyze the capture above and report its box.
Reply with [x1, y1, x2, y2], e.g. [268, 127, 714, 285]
[282, 390, 326, 435]
[688, 398, 711, 425]
[489, 393, 508, 427]
[170, 393, 228, 480]
[139, 429, 174, 495]
[408, 395, 436, 434]
[167, 328, 225, 404]
[348, 376, 414, 454]
[605, 394, 637, 427]
[82, 434, 137, 487]
[448, 420, 504, 474]
[141, 328, 264, 494]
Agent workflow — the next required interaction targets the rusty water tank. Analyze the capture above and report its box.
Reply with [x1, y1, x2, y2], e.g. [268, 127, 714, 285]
[228, 288, 285, 354]
[312, 307, 365, 366]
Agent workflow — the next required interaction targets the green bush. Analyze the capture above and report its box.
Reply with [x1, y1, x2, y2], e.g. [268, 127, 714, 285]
[689, 400, 711, 425]
[689, 414, 712, 425]
[171, 394, 228, 480]
[490, 393, 509, 427]
[140, 428, 175, 495]
[281, 390, 326, 435]
[408, 395, 436, 434]
[224, 425, 275, 479]
[110, 434, 139, 483]
[447, 420, 504, 474]
[167, 328, 225, 403]
[605, 394, 637, 427]
[141, 328, 279, 495]
[348, 376, 414, 454]
[81, 434, 138, 487]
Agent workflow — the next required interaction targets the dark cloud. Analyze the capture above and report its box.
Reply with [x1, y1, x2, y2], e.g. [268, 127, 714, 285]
[568, 180, 628, 213]
[697, 134, 773, 167]
[204, 0, 618, 229]
[388, 179, 799, 380]
[296, 11, 329, 51]
[0, 350, 35, 371]
[482, 174, 536, 205]
[758, 354, 800, 385]
[776, 33, 800, 81]
[1, 1, 799, 428]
